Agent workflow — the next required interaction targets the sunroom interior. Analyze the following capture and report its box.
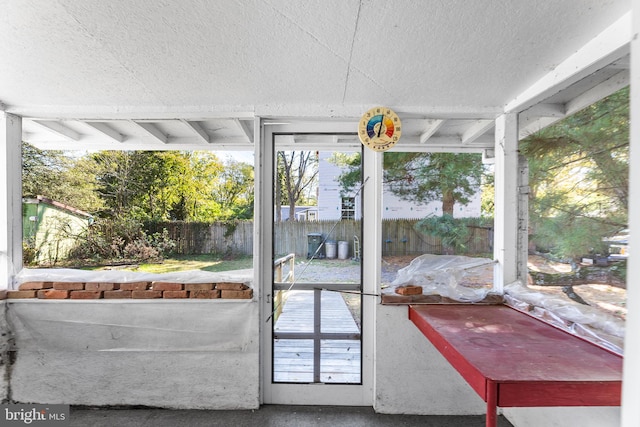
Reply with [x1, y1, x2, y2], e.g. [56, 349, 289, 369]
[1, 1, 639, 426]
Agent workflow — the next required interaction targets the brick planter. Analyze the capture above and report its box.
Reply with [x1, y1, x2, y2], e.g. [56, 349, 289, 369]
[4, 281, 253, 300]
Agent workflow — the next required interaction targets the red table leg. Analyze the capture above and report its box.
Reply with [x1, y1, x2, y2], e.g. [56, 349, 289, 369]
[486, 380, 498, 427]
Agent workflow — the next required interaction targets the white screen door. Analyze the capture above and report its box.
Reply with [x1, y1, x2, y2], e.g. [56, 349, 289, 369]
[260, 122, 376, 405]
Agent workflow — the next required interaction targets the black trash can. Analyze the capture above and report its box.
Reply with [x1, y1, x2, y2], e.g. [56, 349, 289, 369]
[307, 233, 324, 259]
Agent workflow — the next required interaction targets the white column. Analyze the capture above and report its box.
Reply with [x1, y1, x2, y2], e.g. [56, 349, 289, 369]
[362, 148, 381, 404]
[493, 113, 519, 292]
[0, 113, 22, 289]
[621, 4, 640, 425]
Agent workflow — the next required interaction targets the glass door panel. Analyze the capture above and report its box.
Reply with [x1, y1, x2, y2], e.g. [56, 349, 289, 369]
[272, 136, 363, 385]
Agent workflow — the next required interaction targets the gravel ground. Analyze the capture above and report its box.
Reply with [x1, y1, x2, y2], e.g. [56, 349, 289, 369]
[292, 257, 411, 285]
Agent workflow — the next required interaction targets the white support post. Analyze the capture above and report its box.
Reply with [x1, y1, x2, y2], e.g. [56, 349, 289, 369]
[362, 147, 381, 404]
[0, 113, 22, 289]
[517, 155, 529, 284]
[621, 3, 640, 425]
[493, 113, 519, 293]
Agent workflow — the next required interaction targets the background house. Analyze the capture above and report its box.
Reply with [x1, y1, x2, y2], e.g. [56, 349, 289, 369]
[317, 151, 481, 221]
[22, 195, 93, 265]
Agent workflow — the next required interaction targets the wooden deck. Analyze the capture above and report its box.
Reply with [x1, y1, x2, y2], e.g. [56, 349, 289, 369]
[273, 290, 361, 383]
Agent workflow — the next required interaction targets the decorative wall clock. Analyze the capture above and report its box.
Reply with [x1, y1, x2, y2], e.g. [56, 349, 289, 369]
[358, 106, 402, 152]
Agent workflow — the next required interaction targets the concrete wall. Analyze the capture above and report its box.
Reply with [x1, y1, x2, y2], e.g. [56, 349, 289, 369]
[0, 301, 9, 403]
[503, 407, 620, 427]
[0, 297, 623, 426]
[374, 304, 486, 415]
[4, 300, 259, 409]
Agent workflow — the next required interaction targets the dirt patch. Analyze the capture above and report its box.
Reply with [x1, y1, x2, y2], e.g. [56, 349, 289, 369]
[526, 254, 627, 321]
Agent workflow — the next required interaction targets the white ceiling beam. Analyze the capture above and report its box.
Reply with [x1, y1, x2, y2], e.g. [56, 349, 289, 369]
[31, 120, 80, 141]
[505, 11, 631, 114]
[565, 69, 630, 116]
[235, 119, 254, 143]
[520, 103, 566, 120]
[518, 69, 629, 139]
[419, 119, 445, 143]
[180, 120, 210, 144]
[83, 121, 124, 143]
[131, 121, 168, 144]
[461, 120, 494, 144]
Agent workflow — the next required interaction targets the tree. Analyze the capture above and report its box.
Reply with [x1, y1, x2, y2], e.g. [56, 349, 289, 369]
[276, 151, 318, 221]
[211, 158, 254, 219]
[22, 142, 102, 213]
[521, 86, 629, 258]
[385, 152, 483, 216]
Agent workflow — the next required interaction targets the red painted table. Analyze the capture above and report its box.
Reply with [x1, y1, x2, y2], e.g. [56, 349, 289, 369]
[408, 304, 622, 427]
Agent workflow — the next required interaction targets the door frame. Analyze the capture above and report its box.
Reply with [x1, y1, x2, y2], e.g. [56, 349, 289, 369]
[257, 120, 381, 405]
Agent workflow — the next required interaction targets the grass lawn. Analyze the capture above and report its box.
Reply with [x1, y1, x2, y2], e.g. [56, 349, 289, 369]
[89, 254, 253, 274]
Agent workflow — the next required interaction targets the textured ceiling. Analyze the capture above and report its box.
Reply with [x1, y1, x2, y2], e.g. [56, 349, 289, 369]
[0, 0, 631, 150]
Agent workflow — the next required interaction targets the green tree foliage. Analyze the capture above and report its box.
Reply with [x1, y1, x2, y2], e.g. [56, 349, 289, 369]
[22, 143, 102, 213]
[23, 147, 253, 223]
[91, 151, 234, 221]
[211, 158, 254, 219]
[521, 86, 629, 258]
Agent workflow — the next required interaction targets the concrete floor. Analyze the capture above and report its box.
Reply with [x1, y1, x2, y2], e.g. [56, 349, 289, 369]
[68, 405, 514, 426]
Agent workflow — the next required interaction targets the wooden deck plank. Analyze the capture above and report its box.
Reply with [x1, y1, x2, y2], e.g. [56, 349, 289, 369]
[273, 290, 361, 383]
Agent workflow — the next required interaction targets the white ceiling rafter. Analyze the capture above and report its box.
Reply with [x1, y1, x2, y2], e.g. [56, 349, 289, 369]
[181, 120, 211, 144]
[32, 120, 81, 141]
[131, 121, 169, 144]
[564, 69, 629, 116]
[235, 119, 254, 144]
[461, 120, 495, 145]
[83, 121, 125, 143]
[419, 119, 445, 143]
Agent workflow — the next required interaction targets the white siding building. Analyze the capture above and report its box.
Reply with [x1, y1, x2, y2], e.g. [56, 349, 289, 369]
[317, 151, 481, 221]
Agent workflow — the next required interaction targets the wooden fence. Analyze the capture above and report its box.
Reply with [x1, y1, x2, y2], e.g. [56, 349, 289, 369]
[147, 219, 493, 258]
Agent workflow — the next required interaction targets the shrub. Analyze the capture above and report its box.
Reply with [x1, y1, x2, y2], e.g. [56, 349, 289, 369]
[67, 217, 176, 265]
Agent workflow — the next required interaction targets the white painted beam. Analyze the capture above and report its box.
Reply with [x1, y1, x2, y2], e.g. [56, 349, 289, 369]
[565, 69, 630, 116]
[0, 113, 22, 288]
[506, 12, 631, 114]
[419, 119, 445, 143]
[519, 70, 629, 139]
[84, 121, 124, 143]
[519, 103, 566, 121]
[493, 113, 519, 292]
[32, 120, 80, 141]
[131, 121, 168, 144]
[235, 119, 254, 143]
[461, 120, 494, 144]
[181, 120, 210, 144]
[621, 3, 640, 426]
[518, 103, 566, 139]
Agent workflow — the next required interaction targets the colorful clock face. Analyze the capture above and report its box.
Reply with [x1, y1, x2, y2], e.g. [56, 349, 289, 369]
[358, 107, 402, 152]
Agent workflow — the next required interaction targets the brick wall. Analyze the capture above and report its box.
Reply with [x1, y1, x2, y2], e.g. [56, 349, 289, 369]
[3, 281, 252, 300]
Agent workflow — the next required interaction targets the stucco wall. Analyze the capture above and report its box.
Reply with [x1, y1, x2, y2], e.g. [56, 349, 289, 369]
[0, 301, 9, 403]
[374, 304, 486, 415]
[503, 407, 620, 427]
[5, 300, 259, 409]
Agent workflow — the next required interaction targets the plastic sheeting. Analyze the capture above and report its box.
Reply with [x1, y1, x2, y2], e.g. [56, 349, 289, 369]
[390, 254, 496, 302]
[15, 267, 253, 286]
[505, 280, 625, 355]
[387, 254, 625, 354]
